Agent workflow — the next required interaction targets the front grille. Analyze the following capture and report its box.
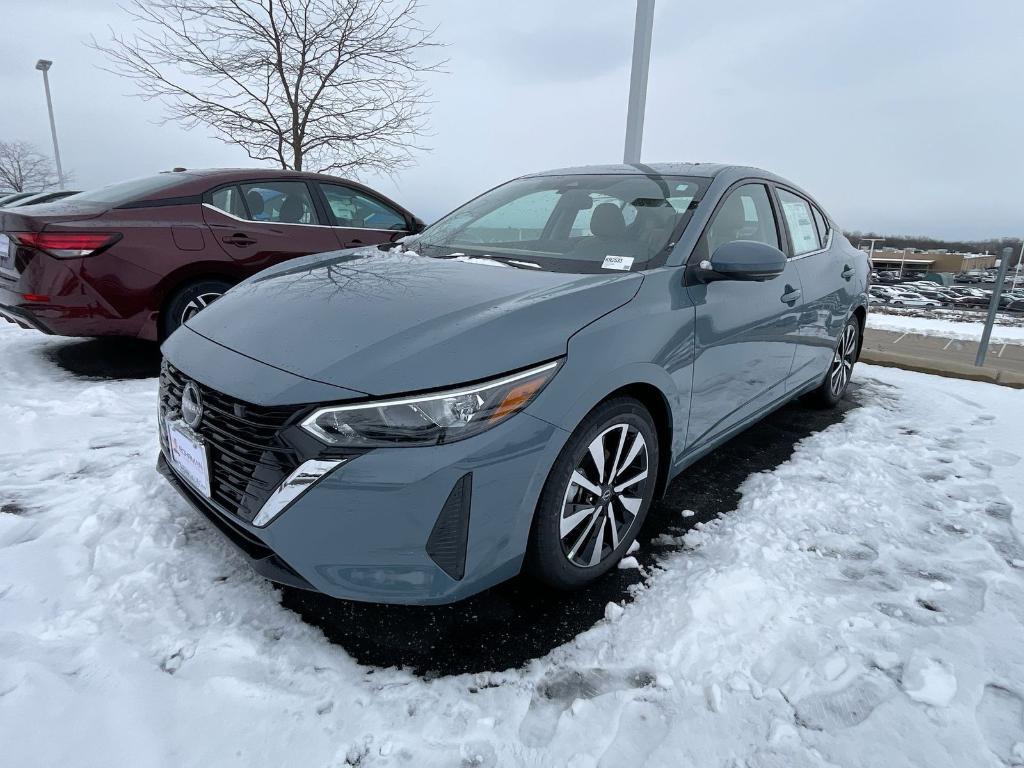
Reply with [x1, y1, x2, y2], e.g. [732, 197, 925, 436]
[159, 361, 304, 523]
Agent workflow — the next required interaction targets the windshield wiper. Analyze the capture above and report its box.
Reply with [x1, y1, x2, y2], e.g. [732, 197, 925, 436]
[429, 250, 542, 269]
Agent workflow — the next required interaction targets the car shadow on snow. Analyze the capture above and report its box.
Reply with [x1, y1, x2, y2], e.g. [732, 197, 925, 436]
[281, 384, 863, 678]
[41, 337, 161, 380]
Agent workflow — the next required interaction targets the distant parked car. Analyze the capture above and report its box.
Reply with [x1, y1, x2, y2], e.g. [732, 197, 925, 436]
[0, 169, 423, 340]
[4, 190, 80, 208]
[889, 291, 940, 308]
[0, 192, 38, 207]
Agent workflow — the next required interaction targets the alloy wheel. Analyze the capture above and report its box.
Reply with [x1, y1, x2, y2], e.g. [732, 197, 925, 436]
[559, 423, 650, 568]
[180, 292, 223, 325]
[829, 322, 858, 397]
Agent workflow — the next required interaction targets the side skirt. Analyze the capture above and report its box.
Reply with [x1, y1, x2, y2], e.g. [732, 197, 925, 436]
[667, 376, 822, 483]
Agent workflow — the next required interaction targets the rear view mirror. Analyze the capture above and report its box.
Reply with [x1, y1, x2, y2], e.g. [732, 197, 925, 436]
[702, 240, 787, 282]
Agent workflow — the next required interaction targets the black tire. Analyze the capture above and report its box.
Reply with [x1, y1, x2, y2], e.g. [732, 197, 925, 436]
[526, 397, 659, 590]
[812, 316, 859, 408]
[161, 279, 233, 339]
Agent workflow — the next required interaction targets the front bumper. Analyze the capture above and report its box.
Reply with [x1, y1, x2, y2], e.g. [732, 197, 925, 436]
[158, 393, 569, 605]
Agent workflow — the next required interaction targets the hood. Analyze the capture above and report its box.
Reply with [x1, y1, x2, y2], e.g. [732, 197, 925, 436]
[184, 248, 642, 396]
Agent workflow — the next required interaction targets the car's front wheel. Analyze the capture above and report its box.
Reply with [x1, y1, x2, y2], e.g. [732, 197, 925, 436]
[162, 279, 233, 339]
[526, 397, 659, 590]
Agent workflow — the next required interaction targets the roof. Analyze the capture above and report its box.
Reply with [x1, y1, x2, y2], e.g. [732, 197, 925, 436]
[523, 162, 731, 179]
[160, 167, 355, 183]
[522, 162, 791, 183]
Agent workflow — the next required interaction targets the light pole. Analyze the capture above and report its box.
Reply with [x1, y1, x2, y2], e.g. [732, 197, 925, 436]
[899, 247, 909, 280]
[623, 0, 656, 164]
[35, 59, 64, 190]
[1012, 242, 1023, 292]
[860, 238, 884, 273]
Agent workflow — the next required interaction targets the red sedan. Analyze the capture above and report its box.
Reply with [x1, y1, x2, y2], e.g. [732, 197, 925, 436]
[0, 168, 422, 340]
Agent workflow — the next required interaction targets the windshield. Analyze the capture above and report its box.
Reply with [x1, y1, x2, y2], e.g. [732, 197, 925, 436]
[63, 173, 194, 206]
[414, 173, 706, 273]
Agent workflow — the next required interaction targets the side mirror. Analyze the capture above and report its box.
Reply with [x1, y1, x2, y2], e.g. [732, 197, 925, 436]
[701, 240, 787, 282]
[410, 216, 426, 234]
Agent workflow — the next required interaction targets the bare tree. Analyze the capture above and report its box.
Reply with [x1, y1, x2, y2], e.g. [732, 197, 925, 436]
[92, 0, 443, 175]
[0, 141, 60, 192]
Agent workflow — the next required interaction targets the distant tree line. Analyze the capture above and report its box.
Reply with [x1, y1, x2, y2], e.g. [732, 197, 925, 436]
[845, 231, 1023, 265]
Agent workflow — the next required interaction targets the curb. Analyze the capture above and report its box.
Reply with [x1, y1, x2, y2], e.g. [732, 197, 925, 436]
[860, 349, 1024, 388]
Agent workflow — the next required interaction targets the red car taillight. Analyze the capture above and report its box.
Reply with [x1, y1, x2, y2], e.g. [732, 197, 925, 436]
[10, 232, 122, 258]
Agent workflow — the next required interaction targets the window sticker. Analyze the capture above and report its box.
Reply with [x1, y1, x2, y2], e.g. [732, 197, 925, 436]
[602, 255, 634, 271]
[783, 201, 819, 253]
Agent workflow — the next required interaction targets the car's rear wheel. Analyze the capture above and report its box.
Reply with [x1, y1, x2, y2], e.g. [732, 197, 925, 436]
[526, 397, 659, 590]
[812, 317, 859, 408]
[162, 279, 233, 339]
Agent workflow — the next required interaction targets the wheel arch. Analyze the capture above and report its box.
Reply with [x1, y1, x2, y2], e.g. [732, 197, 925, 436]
[527, 360, 684, 500]
[601, 383, 674, 499]
[154, 265, 242, 339]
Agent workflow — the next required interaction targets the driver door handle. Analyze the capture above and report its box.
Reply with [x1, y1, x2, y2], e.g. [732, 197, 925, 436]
[780, 285, 802, 304]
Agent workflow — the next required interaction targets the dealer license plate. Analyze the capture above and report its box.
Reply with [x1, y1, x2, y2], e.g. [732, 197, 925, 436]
[166, 419, 211, 497]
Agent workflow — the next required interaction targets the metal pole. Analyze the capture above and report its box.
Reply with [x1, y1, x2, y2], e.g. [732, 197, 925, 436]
[35, 60, 64, 190]
[1013, 241, 1023, 292]
[899, 247, 908, 280]
[975, 246, 1013, 367]
[861, 238, 883, 272]
[623, 0, 655, 164]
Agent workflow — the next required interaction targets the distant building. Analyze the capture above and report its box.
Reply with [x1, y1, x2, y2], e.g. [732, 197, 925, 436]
[860, 246, 998, 274]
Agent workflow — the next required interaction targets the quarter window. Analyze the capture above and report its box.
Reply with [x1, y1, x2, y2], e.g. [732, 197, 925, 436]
[704, 184, 780, 258]
[777, 189, 821, 255]
[320, 184, 407, 230]
[238, 181, 320, 225]
[812, 205, 830, 244]
[209, 186, 247, 218]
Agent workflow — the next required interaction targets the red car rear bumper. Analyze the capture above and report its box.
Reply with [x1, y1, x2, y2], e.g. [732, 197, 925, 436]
[0, 252, 152, 339]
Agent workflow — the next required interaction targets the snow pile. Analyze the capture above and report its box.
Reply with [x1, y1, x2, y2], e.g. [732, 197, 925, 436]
[867, 310, 1024, 344]
[2, 322, 1024, 767]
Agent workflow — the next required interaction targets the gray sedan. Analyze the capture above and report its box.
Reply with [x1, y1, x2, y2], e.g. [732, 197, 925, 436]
[158, 163, 869, 604]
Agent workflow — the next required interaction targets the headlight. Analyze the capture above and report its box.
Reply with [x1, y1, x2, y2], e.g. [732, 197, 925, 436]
[300, 360, 561, 447]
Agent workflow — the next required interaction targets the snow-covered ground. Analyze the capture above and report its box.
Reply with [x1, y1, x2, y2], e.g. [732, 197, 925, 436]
[3, 321, 1024, 768]
[867, 308, 1024, 345]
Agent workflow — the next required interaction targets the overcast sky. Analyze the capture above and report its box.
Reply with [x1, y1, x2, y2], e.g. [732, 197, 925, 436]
[1, 0, 1021, 239]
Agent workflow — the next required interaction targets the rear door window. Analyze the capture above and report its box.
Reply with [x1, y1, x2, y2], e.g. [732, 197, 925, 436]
[238, 181, 320, 225]
[319, 183, 407, 230]
[777, 189, 822, 255]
